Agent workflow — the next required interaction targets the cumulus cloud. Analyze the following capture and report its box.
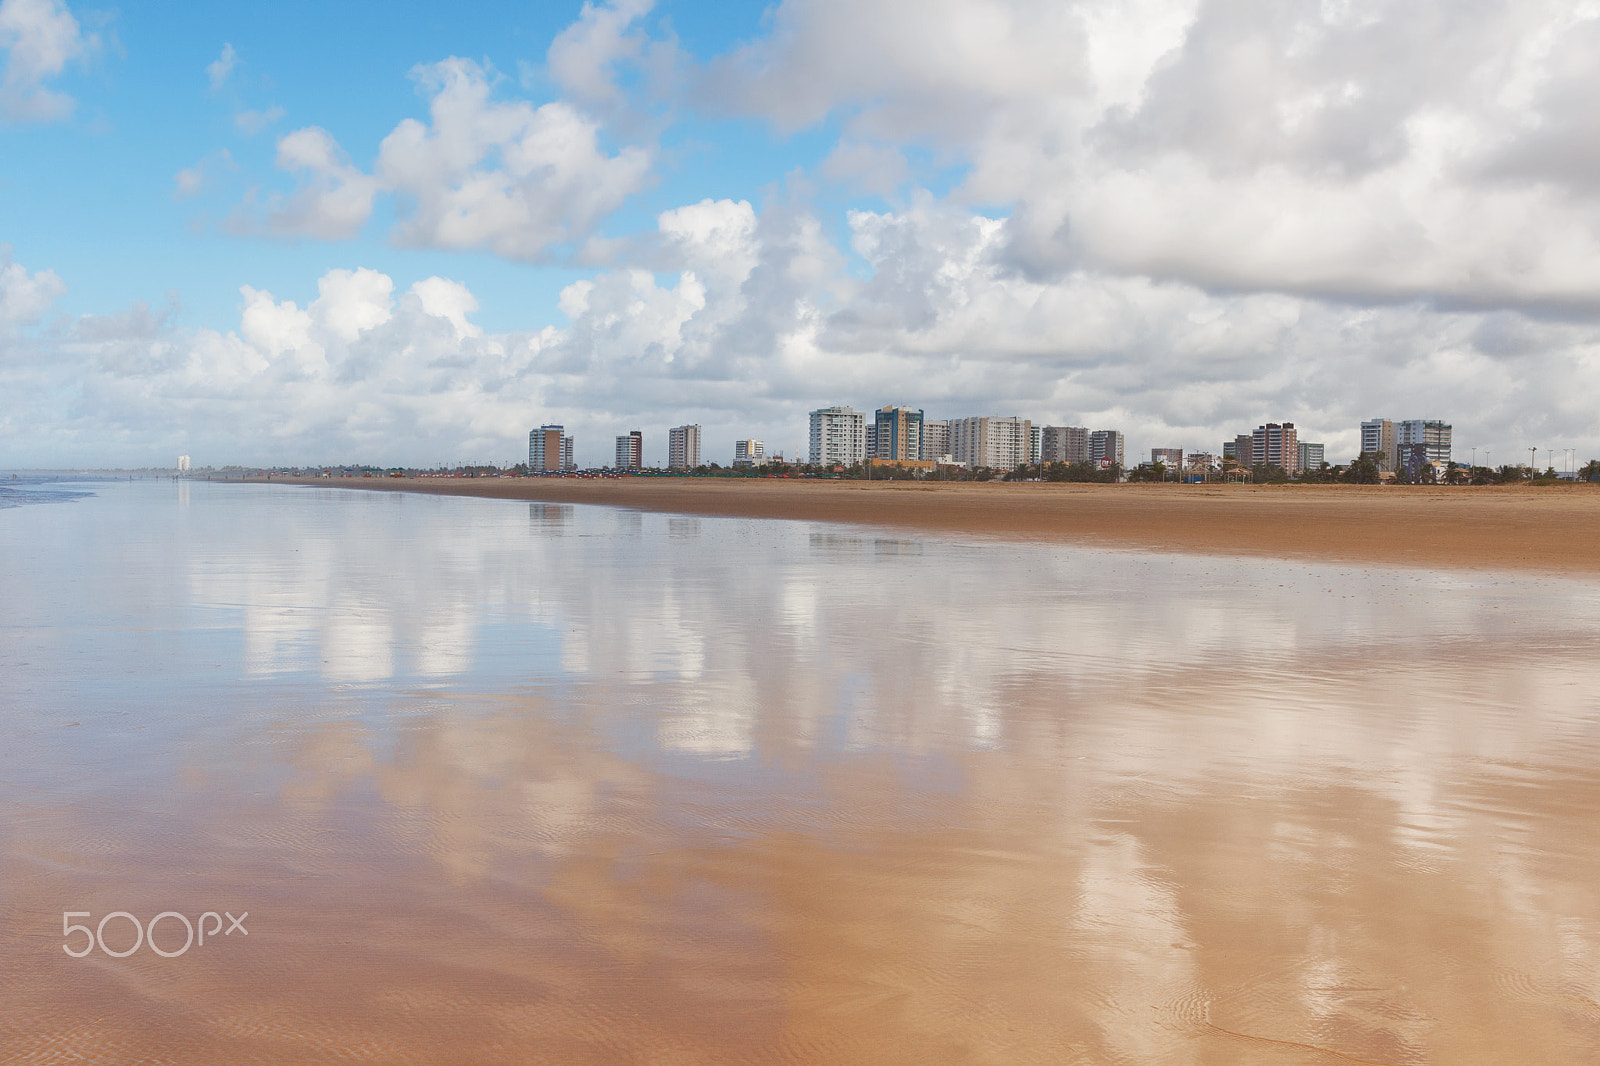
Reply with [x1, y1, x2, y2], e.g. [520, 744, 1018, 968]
[704, 0, 1600, 311]
[253, 58, 652, 258]
[546, 0, 654, 109]
[6, 196, 1600, 469]
[0, 0, 88, 122]
[0, 246, 64, 331]
[266, 126, 382, 239]
[206, 41, 235, 90]
[379, 58, 653, 257]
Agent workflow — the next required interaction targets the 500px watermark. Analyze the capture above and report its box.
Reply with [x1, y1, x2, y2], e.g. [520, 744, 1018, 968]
[62, 910, 248, 958]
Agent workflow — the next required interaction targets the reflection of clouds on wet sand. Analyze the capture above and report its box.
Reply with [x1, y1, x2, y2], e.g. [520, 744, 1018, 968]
[6, 480, 1600, 1062]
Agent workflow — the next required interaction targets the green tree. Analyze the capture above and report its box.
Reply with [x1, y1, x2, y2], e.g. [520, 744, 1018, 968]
[1342, 453, 1382, 484]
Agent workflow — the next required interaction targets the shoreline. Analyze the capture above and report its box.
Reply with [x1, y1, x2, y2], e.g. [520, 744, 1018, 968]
[257, 476, 1600, 575]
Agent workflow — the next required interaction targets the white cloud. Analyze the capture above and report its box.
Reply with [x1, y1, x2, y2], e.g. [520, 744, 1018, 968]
[207, 42, 236, 90]
[0, 246, 64, 331]
[255, 58, 652, 259]
[701, 0, 1600, 311]
[234, 105, 285, 136]
[0, 0, 87, 122]
[266, 126, 382, 240]
[5, 204, 1600, 470]
[378, 58, 653, 258]
[546, 0, 654, 108]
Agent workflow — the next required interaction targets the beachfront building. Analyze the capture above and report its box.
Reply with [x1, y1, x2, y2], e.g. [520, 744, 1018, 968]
[1090, 429, 1124, 468]
[922, 419, 951, 462]
[529, 425, 575, 472]
[1028, 425, 1041, 464]
[1298, 441, 1325, 471]
[615, 430, 642, 470]
[668, 425, 702, 470]
[950, 416, 1033, 470]
[1360, 418, 1399, 472]
[1040, 426, 1090, 464]
[809, 406, 867, 466]
[1251, 422, 1299, 474]
[733, 440, 765, 468]
[1152, 447, 1183, 469]
[177, 455, 191, 472]
[874, 406, 925, 463]
[1398, 420, 1451, 467]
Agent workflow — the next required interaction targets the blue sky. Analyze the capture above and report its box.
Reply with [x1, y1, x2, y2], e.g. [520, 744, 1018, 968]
[4, 0, 1600, 468]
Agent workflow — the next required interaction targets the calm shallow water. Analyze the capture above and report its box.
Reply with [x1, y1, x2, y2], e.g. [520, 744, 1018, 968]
[2, 480, 1599, 1063]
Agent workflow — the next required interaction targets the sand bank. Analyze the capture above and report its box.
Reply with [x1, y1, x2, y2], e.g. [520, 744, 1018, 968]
[271, 476, 1600, 574]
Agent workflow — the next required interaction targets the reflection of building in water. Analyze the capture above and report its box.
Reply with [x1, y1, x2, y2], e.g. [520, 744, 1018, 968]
[667, 517, 701, 538]
[529, 503, 572, 532]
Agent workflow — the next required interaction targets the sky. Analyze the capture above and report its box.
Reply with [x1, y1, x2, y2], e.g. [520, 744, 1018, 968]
[2, 0, 1599, 470]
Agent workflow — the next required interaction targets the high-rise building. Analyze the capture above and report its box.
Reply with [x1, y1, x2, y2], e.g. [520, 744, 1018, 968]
[1040, 426, 1090, 463]
[1152, 447, 1183, 468]
[614, 430, 642, 470]
[1089, 429, 1124, 468]
[809, 406, 866, 466]
[1397, 420, 1451, 467]
[733, 440, 765, 467]
[1028, 425, 1041, 464]
[668, 425, 702, 469]
[950, 416, 1033, 469]
[1251, 422, 1299, 474]
[1298, 441, 1325, 471]
[922, 419, 951, 461]
[873, 406, 925, 463]
[1229, 434, 1254, 467]
[529, 425, 574, 471]
[1360, 419, 1398, 472]
[176, 455, 191, 472]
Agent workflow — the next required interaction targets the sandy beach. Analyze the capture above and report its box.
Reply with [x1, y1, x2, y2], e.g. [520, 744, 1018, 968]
[272, 476, 1600, 574]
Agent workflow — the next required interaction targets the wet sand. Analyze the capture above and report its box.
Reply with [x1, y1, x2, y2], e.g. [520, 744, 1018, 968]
[273, 476, 1600, 574]
[7, 480, 1600, 1063]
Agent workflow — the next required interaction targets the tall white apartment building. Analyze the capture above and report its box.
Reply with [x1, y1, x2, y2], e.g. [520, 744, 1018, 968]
[949, 416, 1033, 470]
[529, 425, 575, 471]
[1089, 429, 1124, 468]
[1040, 426, 1090, 463]
[1360, 419, 1398, 472]
[733, 439, 765, 467]
[922, 419, 950, 461]
[615, 430, 642, 470]
[809, 406, 866, 466]
[668, 425, 702, 469]
[176, 455, 191, 472]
